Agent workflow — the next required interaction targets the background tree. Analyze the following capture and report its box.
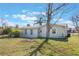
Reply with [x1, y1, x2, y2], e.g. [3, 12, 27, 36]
[3, 27, 12, 34]
[15, 24, 19, 28]
[0, 18, 7, 29]
[71, 15, 79, 34]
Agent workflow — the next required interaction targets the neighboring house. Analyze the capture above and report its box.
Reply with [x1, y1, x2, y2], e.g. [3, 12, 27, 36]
[0, 27, 3, 35]
[20, 24, 68, 38]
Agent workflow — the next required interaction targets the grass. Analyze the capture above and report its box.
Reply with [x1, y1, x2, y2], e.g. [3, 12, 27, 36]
[0, 34, 79, 56]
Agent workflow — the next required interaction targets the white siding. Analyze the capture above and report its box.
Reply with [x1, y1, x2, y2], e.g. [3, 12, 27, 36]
[39, 26, 47, 37]
[49, 27, 67, 38]
[20, 25, 68, 38]
[39, 26, 67, 38]
[21, 29, 38, 38]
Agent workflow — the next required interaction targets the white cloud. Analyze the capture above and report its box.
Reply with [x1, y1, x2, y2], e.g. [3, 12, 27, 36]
[24, 17, 37, 21]
[53, 18, 63, 21]
[59, 18, 63, 21]
[4, 15, 9, 17]
[26, 11, 46, 16]
[12, 14, 37, 21]
[6, 21, 15, 27]
[6, 22, 15, 27]
[41, 12, 46, 15]
[12, 14, 21, 18]
[11, 11, 46, 26]
[22, 10, 29, 13]
[19, 15, 37, 21]
[22, 10, 26, 13]
[32, 12, 41, 15]
[19, 15, 26, 20]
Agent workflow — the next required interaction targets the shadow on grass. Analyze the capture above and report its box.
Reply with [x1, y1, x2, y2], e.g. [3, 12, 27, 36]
[37, 37, 68, 42]
[23, 37, 69, 42]
[28, 39, 48, 56]
[26, 37, 68, 56]
[50, 38, 68, 42]
[0, 35, 69, 56]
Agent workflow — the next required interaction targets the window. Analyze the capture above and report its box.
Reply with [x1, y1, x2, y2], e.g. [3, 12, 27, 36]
[30, 29, 33, 35]
[52, 29, 56, 34]
[40, 30, 42, 33]
[25, 29, 27, 34]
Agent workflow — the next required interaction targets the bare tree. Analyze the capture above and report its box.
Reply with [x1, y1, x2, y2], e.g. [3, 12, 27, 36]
[34, 15, 46, 37]
[15, 24, 19, 28]
[45, 3, 52, 41]
[45, 3, 67, 41]
[34, 15, 46, 26]
[33, 3, 67, 39]
[29, 3, 68, 56]
[0, 18, 7, 29]
[71, 15, 79, 34]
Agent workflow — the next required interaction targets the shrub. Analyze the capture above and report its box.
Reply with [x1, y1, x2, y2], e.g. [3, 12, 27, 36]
[3, 28, 12, 34]
[67, 33, 71, 37]
[9, 29, 21, 38]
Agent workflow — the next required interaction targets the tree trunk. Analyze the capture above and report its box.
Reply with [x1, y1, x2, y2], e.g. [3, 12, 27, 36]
[45, 3, 52, 41]
[45, 24, 50, 41]
[38, 27, 40, 37]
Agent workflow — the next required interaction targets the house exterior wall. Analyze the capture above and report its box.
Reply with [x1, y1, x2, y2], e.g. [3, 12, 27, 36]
[39, 26, 47, 37]
[39, 26, 67, 38]
[49, 27, 67, 38]
[20, 29, 38, 38]
[20, 25, 68, 38]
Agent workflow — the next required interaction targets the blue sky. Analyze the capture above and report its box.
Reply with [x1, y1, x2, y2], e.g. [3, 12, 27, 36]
[0, 3, 79, 27]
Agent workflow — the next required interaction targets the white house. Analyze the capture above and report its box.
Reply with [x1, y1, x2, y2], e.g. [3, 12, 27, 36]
[20, 24, 68, 38]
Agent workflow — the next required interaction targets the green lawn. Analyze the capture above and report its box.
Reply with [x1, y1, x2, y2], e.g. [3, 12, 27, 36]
[0, 34, 79, 56]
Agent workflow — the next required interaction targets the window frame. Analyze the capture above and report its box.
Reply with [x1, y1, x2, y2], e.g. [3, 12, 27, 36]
[40, 30, 42, 33]
[25, 29, 27, 34]
[52, 29, 56, 34]
[30, 29, 33, 35]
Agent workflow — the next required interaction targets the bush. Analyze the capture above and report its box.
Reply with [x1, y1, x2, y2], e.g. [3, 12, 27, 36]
[2, 28, 21, 38]
[67, 33, 71, 37]
[3, 28, 12, 34]
[9, 29, 20, 38]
